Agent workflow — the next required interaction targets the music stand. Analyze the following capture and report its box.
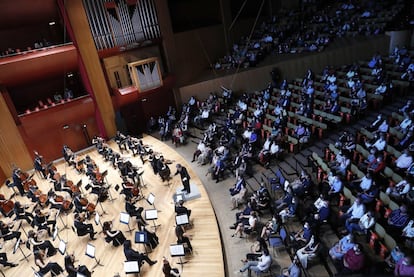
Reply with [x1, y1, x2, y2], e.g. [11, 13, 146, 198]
[170, 244, 187, 270]
[120, 212, 135, 233]
[14, 238, 31, 261]
[137, 168, 145, 188]
[124, 260, 140, 275]
[58, 240, 67, 255]
[175, 214, 189, 226]
[95, 212, 104, 233]
[134, 231, 150, 254]
[56, 207, 69, 231]
[146, 193, 160, 212]
[102, 170, 117, 202]
[144, 209, 160, 231]
[85, 243, 104, 269]
[173, 193, 185, 204]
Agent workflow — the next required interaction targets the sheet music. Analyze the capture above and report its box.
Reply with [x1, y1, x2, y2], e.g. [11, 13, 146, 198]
[120, 212, 130, 224]
[147, 193, 155, 205]
[53, 226, 58, 241]
[176, 214, 189, 225]
[169, 244, 185, 257]
[13, 238, 20, 254]
[85, 243, 95, 258]
[124, 261, 140, 273]
[175, 193, 184, 203]
[145, 209, 157, 220]
[76, 273, 86, 277]
[135, 231, 147, 243]
[58, 240, 66, 255]
[95, 212, 100, 225]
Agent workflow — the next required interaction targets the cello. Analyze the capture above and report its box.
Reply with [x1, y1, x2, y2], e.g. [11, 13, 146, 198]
[0, 194, 14, 217]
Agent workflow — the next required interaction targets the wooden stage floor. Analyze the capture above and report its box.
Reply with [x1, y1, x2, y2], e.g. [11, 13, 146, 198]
[0, 135, 224, 277]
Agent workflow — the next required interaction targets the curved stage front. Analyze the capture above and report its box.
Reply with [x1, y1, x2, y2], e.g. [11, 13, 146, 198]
[1, 135, 224, 277]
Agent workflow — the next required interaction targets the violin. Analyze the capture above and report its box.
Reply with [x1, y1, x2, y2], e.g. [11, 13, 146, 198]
[0, 194, 14, 217]
[66, 179, 80, 193]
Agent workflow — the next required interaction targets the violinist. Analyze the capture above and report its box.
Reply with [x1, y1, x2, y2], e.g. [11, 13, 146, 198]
[65, 253, 92, 277]
[126, 135, 139, 156]
[33, 208, 56, 237]
[136, 139, 150, 164]
[73, 212, 97, 240]
[13, 201, 34, 225]
[34, 249, 64, 276]
[54, 174, 73, 196]
[27, 230, 57, 257]
[46, 162, 60, 183]
[73, 193, 95, 218]
[12, 167, 25, 196]
[120, 176, 141, 200]
[118, 159, 139, 184]
[34, 151, 47, 179]
[92, 135, 105, 155]
[0, 220, 21, 243]
[85, 155, 100, 180]
[47, 191, 64, 211]
[125, 196, 147, 228]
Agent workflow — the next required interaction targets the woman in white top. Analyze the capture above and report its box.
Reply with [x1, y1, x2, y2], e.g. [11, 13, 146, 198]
[296, 235, 320, 268]
[232, 211, 257, 238]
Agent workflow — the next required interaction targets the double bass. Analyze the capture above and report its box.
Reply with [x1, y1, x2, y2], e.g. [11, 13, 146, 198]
[20, 171, 37, 192]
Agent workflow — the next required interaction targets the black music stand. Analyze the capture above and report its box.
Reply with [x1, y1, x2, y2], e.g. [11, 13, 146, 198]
[85, 243, 104, 269]
[170, 244, 187, 270]
[124, 260, 140, 276]
[14, 238, 31, 261]
[144, 209, 160, 231]
[134, 231, 151, 254]
[120, 212, 135, 233]
[102, 170, 117, 202]
[56, 207, 70, 231]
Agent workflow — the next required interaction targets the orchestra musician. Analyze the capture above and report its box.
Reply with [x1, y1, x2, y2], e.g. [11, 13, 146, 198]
[34, 151, 47, 179]
[118, 158, 139, 184]
[115, 131, 128, 153]
[0, 220, 21, 243]
[65, 253, 92, 277]
[34, 249, 64, 276]
[13, 201, 34, 225]
[62, 145, 76, 167]
[102, 221, 126, 247]
[158, 156, 171, 182]
[33, 208, 56, 237]
[0, 194, 15, 217]
[27, 230, 57, 257]
[12, 167, 25, 196]
[73, 212, 97, 240]
[54, 174, 74, 196]
[125, 196, 147, 228]
[126, 135, 139, 156]
[73, 193, 95, 219]
[0, 252, 18, 268]
[120, 176, 141, 200]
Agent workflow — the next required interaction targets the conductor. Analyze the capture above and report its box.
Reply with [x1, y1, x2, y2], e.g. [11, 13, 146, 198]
[175, 164, 191, 194]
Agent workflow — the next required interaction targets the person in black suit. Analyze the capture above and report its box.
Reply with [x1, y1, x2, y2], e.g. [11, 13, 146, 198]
[123, 240, 157, 266]
[175, 164, 191, 194]
[73, 213, 96, 240]
[125, 197, 147, 228]
[64, 253, 92, 277]
[12, 168, 25, 196]
[175, 200, 191, 218]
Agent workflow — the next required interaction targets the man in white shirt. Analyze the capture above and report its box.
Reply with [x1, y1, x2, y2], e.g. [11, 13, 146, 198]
[341, 197, 365, 224]
[345, 211, 375, 234]
[238, 248, 272, 274]
[394, 150, 413, 171]
[350, 172, 373, 192]
[386, 179, 411, 200]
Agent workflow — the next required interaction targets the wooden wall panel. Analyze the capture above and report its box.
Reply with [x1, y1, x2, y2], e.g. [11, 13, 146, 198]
[0, 93, 32, 178]
[19, 97, 99, 162]
[178, 35, 390, 103]
[64, 0, 116, 138]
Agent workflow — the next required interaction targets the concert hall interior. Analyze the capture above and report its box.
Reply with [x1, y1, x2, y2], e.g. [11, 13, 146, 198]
[1, 0, 414, 277]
